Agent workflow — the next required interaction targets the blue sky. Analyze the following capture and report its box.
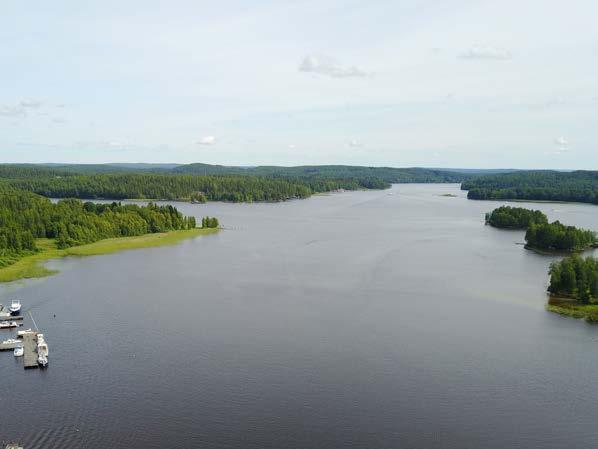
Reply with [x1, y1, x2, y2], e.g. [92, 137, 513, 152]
[1, 0, 597, 168]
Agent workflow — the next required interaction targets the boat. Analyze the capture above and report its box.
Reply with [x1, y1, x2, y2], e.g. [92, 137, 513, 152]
[9, 300, 21, 315]
[0, 321, 19, 329]
[2, 338, 20, 345]
[38, 353, 48, 367]
[17, 328, 34, 337]
[14, 346, 23, 357]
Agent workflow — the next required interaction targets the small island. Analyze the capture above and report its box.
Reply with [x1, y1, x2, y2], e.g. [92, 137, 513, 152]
[485, 206, 547, 229]
[546, 255, 598, 322]
[525, 221, 596, 252]
[486, 206, 596, 252]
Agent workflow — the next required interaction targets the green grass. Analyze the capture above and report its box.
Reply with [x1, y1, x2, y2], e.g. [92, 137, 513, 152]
[0, 228, 218, 283]
[546, 297, 598, 322]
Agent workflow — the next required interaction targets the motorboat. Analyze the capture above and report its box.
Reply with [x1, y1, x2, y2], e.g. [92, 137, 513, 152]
[0, 321, 19, 329]
[17, 328, 34, 337]
[14, 346, 23, 357]
[2, 338, 20, 345]
[38, 353, 48, 367]
[9, 300, 21, 315]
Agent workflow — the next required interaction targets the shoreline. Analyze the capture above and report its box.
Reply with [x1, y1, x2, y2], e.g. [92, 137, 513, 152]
[546, 295, 598, 322]
[0, 227, 219, 283]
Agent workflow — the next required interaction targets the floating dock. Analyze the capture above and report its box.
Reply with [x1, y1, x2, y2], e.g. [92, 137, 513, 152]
[22, 332, 39, 369]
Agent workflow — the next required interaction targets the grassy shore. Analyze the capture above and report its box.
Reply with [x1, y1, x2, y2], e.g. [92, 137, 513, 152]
[546, 297, 598, 322]
[0, 227, 218, 283]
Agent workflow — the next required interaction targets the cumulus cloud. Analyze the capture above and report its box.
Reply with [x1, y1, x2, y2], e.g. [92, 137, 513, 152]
[459, 44, 512, 60]
[196, 136, 216, 145]
[288, 144, 296, 149]
[348, 139, 363, 148]
[553, 136, 570, 154]
[0, 99, 44, 117]
[299, 55, 369, 78]
[20, 99, 42, 108]
[0, 105, 26, 117]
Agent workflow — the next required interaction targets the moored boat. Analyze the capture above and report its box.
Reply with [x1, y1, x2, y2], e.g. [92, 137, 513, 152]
[38, 353, 48, 367]
[17, 328, 34, 337]
[14, 346, 23, 357]
[2, 338, 20, 345]
[9, 300, 21, 315]
[0, 321, 19, 329]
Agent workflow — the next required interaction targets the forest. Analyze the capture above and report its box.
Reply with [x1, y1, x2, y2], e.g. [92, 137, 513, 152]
[548, 256, 598, 304]
[525, 221, 596, 252]
[485, 206, 547, 229]
[0, 188, 199, 268]
[0, 164, 473, 202]
[462, 170, 598, 204]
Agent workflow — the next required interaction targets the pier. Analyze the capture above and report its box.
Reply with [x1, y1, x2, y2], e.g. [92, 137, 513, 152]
[22, 332, 39, 369]
[0, 340, 21, 351]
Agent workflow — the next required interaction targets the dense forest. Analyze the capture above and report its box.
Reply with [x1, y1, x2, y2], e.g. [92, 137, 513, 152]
[549, 256, 598, 304]
[462, 170, 598, 205]
[0, 164, 476, 203]
[525, 221, 596, 252]
[0, 188, 199, 266]
[485, 206, 548, 229]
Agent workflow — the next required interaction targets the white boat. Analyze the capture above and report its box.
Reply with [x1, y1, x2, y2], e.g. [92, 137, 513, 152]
[17, 328, 33, 337]
[2, 338, 20, 345]
[9, 300, 21, 315]
[38, 353, 48, 367]
[0, 321, 18, 329]
[14, 346, 23, 357]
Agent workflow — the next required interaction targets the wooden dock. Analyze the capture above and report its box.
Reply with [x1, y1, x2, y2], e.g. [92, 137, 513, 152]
[22, 332, 38, 369]
[0, 315, 24, 321]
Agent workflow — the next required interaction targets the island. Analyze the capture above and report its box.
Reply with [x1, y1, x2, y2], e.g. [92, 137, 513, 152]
[0, 188, 218, 282]
[546, 255, 598, 322]
[485, 206, 596, 252]
[485, 206, 547, 229]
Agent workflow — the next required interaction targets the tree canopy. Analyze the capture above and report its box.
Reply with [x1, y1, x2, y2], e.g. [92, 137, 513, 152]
[462, 170, 598, 205]
[485, 206, 548, 229]
[549, 256, 598, 304]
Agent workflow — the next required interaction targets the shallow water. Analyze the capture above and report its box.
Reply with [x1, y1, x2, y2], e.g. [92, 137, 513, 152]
[1, 184, 597, 448]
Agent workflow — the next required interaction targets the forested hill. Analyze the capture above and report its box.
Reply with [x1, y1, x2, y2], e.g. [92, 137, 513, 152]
[0, 164, 475, 202]
[172, 164, 471, 184]
[462, 170, 598, 205]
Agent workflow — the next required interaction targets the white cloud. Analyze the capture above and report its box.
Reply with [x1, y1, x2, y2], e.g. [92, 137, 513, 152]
[52, 117, 66, 124]
[288, 144, 296, 149]
[348, 139, 363, 147]
[196, 136, 216, 145]
[20, 99, 42, 108]
[553, 136, 570, 154]
[0, 105, 26, 117]
[459, 44, 512, 60]
[299, 55, 369, 79]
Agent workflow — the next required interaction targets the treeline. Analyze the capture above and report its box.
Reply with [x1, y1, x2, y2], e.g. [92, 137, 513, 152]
[462, 170, 598, 205]
[0, 164, 476, 204]
[3, 173, 315, 202]
[525, 221, 596, 252]
[0, 189, 197, 255]
[201, 216, 219, 228]
[549, 256, 598, 304]
[485, 206, 547, 229]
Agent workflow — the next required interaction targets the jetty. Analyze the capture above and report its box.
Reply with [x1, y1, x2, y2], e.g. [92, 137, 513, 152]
[22, 332, 39, 369]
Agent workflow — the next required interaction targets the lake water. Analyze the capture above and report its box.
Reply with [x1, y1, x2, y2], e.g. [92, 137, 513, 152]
[1, 184, 598, 449]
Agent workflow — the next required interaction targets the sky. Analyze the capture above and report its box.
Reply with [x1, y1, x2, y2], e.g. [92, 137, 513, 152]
[1, 0, 597, 168]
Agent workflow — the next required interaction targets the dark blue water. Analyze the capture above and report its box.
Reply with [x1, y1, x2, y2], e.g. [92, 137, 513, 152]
[1, 184, 597, 448]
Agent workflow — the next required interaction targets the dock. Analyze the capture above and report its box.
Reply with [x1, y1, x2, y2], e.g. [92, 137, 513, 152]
[0, 340, 21, 351]
[22, 332, 39, 369]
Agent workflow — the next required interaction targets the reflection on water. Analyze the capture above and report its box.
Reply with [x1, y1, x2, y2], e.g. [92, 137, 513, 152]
[1, 184, 598, 448]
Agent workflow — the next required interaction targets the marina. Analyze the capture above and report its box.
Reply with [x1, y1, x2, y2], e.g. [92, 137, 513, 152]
[0, 305, 49, 369]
